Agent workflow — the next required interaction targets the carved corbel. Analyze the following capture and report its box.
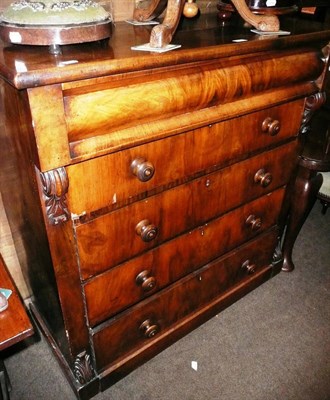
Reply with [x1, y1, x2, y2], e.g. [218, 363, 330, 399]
[231, 0, 279, 32]
[300, 92, 326, 135]
[74, 351, 95, 385]
[40, 167, 70, 226]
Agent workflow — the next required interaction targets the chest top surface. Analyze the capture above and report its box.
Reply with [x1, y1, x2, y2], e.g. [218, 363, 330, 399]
[0, 14, 330, 89]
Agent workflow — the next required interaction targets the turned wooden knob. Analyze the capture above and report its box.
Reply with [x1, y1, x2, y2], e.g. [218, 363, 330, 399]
[183, 0, 199, 18]
[139, 319, 160, 339]
[131, 158, 155, 182]
[254, 168, 272, 187]
[262, 117, 281, 136]
[135, 219, 158, 242]
[136, 270, 157, 292]
[241, 259, 256, 274]
[245, 214, 262, 231]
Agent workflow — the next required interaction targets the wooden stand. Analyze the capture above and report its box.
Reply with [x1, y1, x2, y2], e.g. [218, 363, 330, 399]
[0, 255, 34, 399]
[134, 0, 280, 48]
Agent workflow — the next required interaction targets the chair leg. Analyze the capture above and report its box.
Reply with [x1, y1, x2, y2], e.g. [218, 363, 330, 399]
[282, 166, 323, 272]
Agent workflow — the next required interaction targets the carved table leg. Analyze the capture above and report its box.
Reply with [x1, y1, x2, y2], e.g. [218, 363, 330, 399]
[230, 0, 279, 31]
[133, 0, 168, 21]
[150, 0, 185, 47]
[133, 0, 186, 48]
[281, 165, 323, 272]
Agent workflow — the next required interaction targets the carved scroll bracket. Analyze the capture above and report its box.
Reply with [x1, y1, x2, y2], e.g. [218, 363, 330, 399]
[74, 351, 95, 385]
[133, 0, 280, 48]
[40, 167, 70, 226]
[133, 0, 185, 48]
[300, 91, 326, 136]
[133, 0, 168, 21]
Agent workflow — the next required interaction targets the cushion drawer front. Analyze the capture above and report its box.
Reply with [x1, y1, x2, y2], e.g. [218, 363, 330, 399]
[66, 100, 303, 215]
[92, 229, 278, 371]
[84, 188, 285, 326]
[75, 141, 297, 278]
[63, 50, 318, 151]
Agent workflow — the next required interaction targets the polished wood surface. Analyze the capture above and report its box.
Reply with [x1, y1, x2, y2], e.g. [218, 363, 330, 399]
[75, 144, 297, 276]
[84, 193, 283, 326]
[66, 100, 303, 215]
[1, 13, 330, 400]
[0, 15, 329, 90]
[0, 255, 33, 351]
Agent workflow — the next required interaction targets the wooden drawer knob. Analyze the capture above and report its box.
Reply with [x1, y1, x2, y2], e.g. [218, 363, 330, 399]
[254, 168, 272, 187]
[245, 214, 262, 231]
[139, 319, 160, 339]
[136, 270, 156, 292]
[131, 158, 155, 182]
[241, 259, 256, 274]
[135, 219, 158, 242]
[262, 117, 281, 136]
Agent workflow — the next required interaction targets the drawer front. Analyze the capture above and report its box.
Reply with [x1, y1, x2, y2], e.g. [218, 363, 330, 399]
[63, 51, 318, 149]
[84, 188, 285, 326]
[75, 142, 297, 278]
[92, 229, 278, 371]
[66, 100, 303, 215]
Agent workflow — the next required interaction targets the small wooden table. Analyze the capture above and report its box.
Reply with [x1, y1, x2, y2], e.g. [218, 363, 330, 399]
[0, 254, 34, 400]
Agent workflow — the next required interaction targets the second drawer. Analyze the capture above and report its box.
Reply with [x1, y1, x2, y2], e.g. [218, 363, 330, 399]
[75, 141, 297, 279]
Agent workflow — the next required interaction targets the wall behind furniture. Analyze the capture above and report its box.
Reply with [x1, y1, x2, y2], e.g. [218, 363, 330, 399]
[0, 1, 217, 21]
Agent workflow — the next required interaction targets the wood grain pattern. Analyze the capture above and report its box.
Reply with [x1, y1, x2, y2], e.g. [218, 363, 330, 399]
[0, 254, 33, 351]
[1, 12, 329, 399]
[64, 51, 320, 143]
[84, 192, 284, 326]
[75, 142, 297, 277]
[92, 230, 277, 370]
[66, 100, 304, 216]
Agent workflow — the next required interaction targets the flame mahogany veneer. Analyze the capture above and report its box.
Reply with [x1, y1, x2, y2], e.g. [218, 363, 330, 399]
[0, 13, 329, 400]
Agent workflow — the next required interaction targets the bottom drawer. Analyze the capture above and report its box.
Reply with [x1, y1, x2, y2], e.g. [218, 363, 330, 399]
[92, 229, 278, 371]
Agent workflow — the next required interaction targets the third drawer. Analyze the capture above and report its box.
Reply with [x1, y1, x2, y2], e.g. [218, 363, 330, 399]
[84, 188, 285, 327]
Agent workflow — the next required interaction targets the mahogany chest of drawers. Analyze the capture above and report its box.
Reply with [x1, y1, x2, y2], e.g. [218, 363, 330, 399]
[1, 14, 329, 400]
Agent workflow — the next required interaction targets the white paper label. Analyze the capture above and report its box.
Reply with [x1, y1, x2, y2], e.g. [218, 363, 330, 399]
[15, 61, 28, 73]
[266, 0, 276, 6]
[9, 31, 22, 43]
[58, 60, 79, 67]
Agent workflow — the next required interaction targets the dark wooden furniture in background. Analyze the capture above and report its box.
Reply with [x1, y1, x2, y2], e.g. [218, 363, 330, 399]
[282, 92, 330, 271]
[0, 254, 34, 400]
[1, 12, 330, 400]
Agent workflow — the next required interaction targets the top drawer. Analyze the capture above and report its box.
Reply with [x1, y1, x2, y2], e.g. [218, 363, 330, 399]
[27, 49, 322, 171]
[66, 101, 303, 216]
[63, 50, 319, 151]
